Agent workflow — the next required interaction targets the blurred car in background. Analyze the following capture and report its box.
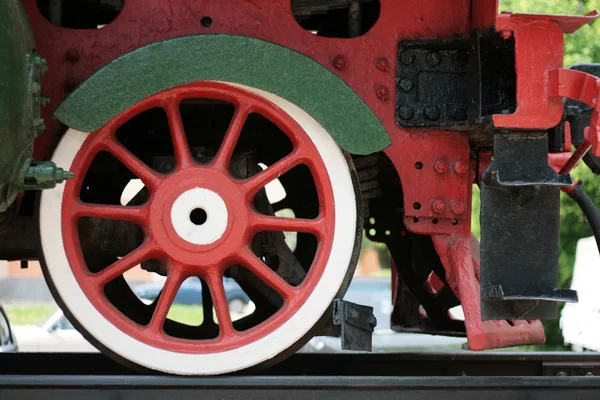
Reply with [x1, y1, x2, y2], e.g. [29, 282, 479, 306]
[12, 278, 252, 352]
[299, 276, 466, 353]
[134, 277, 251, 313]
[0, 305, 18, 352]
[11, 308, 96, 352]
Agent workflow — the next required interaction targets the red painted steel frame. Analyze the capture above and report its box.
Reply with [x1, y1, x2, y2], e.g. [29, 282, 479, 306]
[24, 0, 476, 237]
[23, 0, 600, 350]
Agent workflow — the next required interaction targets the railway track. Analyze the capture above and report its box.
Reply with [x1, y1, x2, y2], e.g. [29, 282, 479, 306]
[1, 352, 600, 399]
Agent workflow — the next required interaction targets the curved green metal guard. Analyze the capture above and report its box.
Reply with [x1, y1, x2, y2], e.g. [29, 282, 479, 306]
[55, 34, 391, 155]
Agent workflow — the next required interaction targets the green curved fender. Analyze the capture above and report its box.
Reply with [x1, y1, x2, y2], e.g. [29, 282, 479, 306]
[55, 34, 391, 155]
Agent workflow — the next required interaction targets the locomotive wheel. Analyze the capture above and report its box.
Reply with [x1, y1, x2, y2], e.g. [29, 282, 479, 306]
[38, 81, 362, 375]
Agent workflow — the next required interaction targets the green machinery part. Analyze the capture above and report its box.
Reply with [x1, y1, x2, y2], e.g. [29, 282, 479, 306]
[0, 0, 73, 213]
[55, 34, 391, 156]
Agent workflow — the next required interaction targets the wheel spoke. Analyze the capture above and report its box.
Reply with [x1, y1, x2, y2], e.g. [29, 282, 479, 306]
[201, 279, 217, 328]
[164, 98, 193, 169]
[205, 273, 236, 338]
[235, 249, 296, 301]
[242, 150, 304, 196]
[72, 201, 149, 225]
[250, 215, 325, 237]
[104, 138, 162, 190]
[147, 266, 185, 333]
[212, 104, 251, 171]
[93, 243, 155, 285]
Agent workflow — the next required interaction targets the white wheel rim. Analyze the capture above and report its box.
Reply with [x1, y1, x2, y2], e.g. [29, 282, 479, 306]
[39, 82, 358, 375]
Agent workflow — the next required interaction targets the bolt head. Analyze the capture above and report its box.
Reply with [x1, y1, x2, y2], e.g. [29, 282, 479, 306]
[451, 201, 466, 215]
[333, 55, 347, 70]
[399, 106, 414, 120]
[452, 107, 467, 121]
[434, 160, 448, 174]
[500, 30, 513, 40]
[376, 57, 389, 72]
[401, 52, 415, 65]
[65, 48, 80, 63]
[376, 85, 390, 102]
[427, 52, 441, 66]
[432, 200, 446, 214]
[424, 106, 440, 121]
[399, 78, 413, 92]
[453, 160, 468, 175]
[454, 51, 469, 66]
[34, 118, 46, 133]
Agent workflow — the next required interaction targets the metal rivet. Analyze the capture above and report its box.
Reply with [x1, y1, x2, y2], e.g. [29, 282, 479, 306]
[424, 106, 440, 121]
[399, 78, 413, 92]
[65, 48, 80, 63]
[333, 55, 347, 70]
[31, 82, 41, 94]
[432, 200, 446, 214]
[399, 106, 414, 120]
[454, 51, 468, 66]
[453, 160, 469, 175]
[64, 77, 78, 93]
[434, 160, 448, 174]
[376, 85, 390, 102]
[452, 107, 467, 121]
[427, 52, 441, 66]
[401, 52, 415, 65]
[451, 201, 466, 215]
[34, 118, 46, 133]
[376, 57, 390, 72]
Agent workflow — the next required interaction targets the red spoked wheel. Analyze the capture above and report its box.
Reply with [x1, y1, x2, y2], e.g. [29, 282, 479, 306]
[38, 82, 362, 375]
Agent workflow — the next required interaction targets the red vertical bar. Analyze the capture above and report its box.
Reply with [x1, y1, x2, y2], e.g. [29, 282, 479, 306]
[471, 0, 499, 30]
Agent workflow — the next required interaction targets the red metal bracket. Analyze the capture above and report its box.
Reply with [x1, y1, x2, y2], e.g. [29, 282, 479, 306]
[493, 11, 598, 131]
[432, 231, 546, 350]
[550, 68, 600, 161]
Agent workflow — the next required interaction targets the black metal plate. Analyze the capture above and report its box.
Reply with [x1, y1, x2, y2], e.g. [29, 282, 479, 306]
[480, 134, 571, 320]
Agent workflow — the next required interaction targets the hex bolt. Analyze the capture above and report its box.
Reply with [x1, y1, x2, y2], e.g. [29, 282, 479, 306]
[431, 200, 446, 214]
[376, 85, 390, 102]
[332, 55, 347, 70]
[401, 52, 415, 65]
[34, 118, 46, 133]
[424, 106, 440, 121]
[376, 57, 390, 72]
[454, 51, 469, 66]
[399, 106, 414, 120]
[434, 159, 448, 174]
[453, 160, 469, 175]
[65, 48, 80, 63]
[500, 30, 513, 40]
[427, 52, 441, 66]
[451, 201, 466, 216]
[452, 107, 467, 121]
[399, 78, 413, 92]
[31, 82, 41, 94]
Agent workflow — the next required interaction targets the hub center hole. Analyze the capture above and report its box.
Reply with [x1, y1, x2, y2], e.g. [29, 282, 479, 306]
[190, 208, 208, 226]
